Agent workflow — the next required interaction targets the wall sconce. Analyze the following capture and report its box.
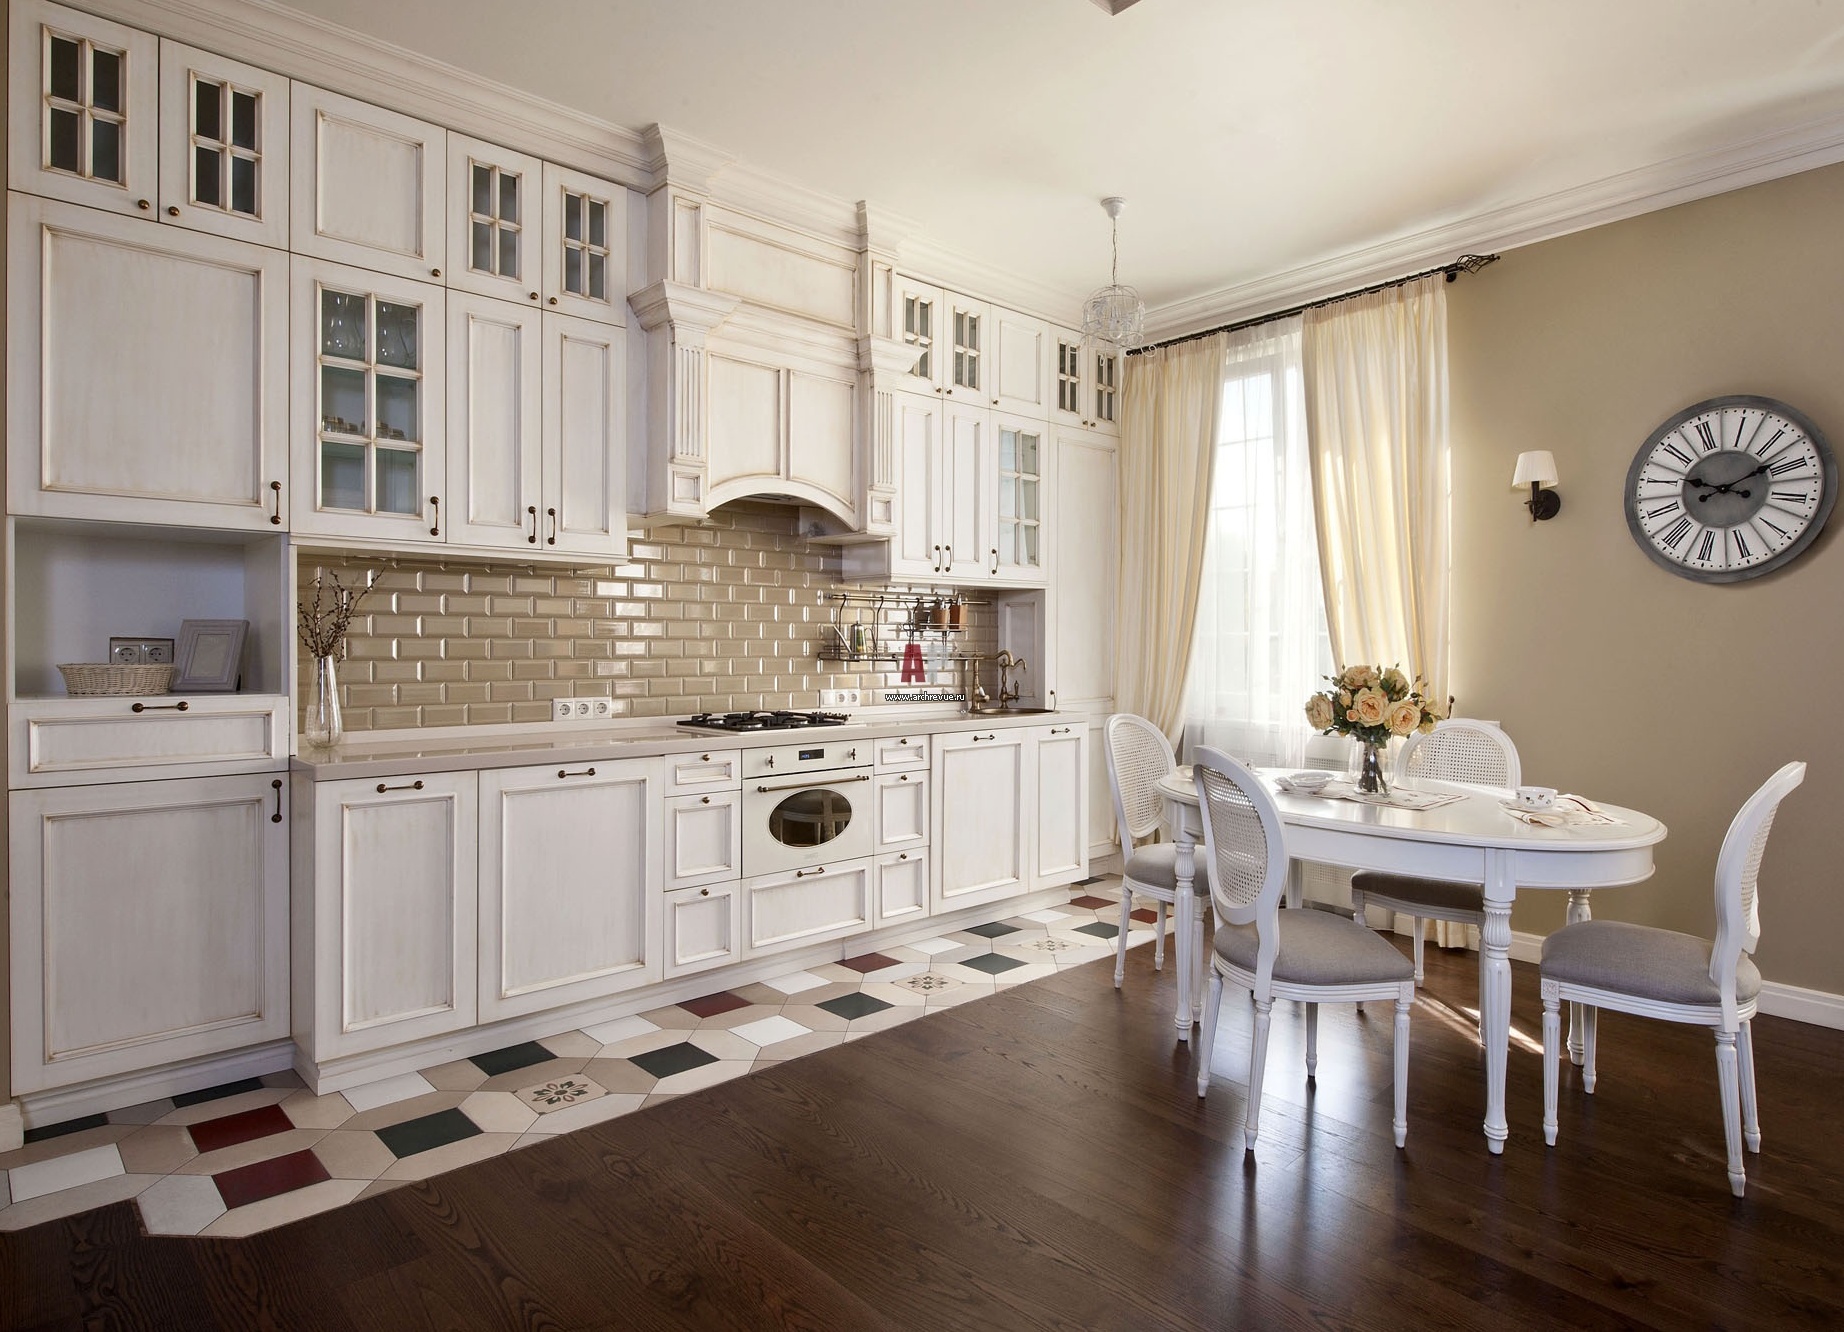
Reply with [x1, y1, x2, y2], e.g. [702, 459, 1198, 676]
[1512, 450, 1560, 521]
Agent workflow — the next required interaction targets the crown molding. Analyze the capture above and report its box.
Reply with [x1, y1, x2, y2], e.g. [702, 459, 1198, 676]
[1147, 108, 1844, 341]
[894, 230, 1088, 329]
[84, 0, 656, 187]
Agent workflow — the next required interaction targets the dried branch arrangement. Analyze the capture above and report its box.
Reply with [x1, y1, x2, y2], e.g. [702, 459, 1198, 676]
[298, 571, 374, 661]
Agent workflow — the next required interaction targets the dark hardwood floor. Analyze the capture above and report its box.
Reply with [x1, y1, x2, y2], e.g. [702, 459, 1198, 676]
[6, 938, 1844, 1331]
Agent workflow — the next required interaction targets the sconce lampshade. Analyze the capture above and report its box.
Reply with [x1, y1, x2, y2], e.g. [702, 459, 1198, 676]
[1512, 450, 1559, 488]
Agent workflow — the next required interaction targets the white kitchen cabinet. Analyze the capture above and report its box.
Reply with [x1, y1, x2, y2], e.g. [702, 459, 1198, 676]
[542, 312, 627, 558]
[704, 343, 857, 521]
[540, 160, 626, 325]
[744, 861, 870, 954]
[666, 748, 743, 793]
[9, 693, 290, 787]
[290, 255, 446, 542]
[158, 40, 290, 248]
[477, 758, 661, 1022]
[991, 415, 1047, 584]
[11, 773, 288, 1093]
[943, 290, 988, 405]
[1045, 426, 1117, 712]
[446, 290, 542, 548]
[873, 770, 928, 854]
[6, 194, 290, 529]
[445, 132, 544, 304]
[665, 789, 742, 890]
[875, 849, 928, 925]
[872, 733, 929, 772]
[8, 0, 157, 217]
[302, 772, 478, 1061]
[932, 728, 1032, 913]
[1031, 722, 1089, 889]
[663, 880, 741, 978]
[1049, 327, 1121, 436]
[290, 82, 445, 283]
[989, 306, 1049, 416]
[893, 271, 943, 393]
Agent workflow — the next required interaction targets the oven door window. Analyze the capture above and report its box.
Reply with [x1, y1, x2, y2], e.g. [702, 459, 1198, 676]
[767, 788, 853, 849]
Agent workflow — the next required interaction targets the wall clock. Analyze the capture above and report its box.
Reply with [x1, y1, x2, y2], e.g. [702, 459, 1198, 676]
[1625, 395, 1837, 583]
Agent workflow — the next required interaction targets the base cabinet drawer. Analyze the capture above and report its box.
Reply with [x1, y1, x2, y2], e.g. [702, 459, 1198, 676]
[11, 773, 289, 1093]
[873, 734, 929, 772]
[664, 790, 742, 889]
[744, 862, 870, 954]
[663, 880, 741, 978]
[666, 749, 742, 794]
[875, 849, 929, 925]
[11, 695, 290, 786]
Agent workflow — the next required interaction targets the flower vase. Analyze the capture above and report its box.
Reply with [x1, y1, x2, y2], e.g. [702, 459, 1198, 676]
[304, 654, 342, 748]
[1356, 740, 1389, 795]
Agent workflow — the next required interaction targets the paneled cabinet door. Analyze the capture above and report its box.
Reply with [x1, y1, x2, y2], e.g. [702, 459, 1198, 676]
[446, 291, 543, 550]
[308, 772, 478, 1061]
[290, 255, 446, 541]
[663, 880, 740, 978]
[1047, 426, 1117, 712]
[940, 400, 988, 581]
[943, 291, 988, 405]
[10, 773, 288, 1093]
[290, 83, 445, 283]
[478, 758, 661, 1022]
[931, 728, 1033, 914]
[873, 771, 928, 853]
[989, 306, 1049, 416]
[1032, 724, 1089, 889]
[892, 272, 944, 393]
[541, 161, 627, 325]
[875, 849, 928, 925]
[665, 789, 741, 890]
[1049, 327, 1087, 428]
[890, 390, 945, 579]
[543, 312, 627, 558]
[7, 195, 289, 529]
[744, 862, 871, 955]
[157, 40, 290, 248]
[991, 415, 1047, 584]
[445, 132, 544, 304]
[8, 0, 157, 217]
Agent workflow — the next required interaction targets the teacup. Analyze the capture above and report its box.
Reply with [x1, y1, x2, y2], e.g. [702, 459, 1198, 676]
[1514, 785, 1558, 811]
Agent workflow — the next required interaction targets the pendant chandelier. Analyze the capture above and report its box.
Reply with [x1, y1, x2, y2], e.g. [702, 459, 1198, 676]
[1081, 196, 1145, 350]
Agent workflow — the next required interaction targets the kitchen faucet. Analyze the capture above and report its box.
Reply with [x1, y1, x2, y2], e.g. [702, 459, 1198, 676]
[994, 650, 1026, 706]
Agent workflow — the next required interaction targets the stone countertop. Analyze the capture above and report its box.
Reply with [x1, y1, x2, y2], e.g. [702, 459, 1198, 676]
[289, 708, 1083, 782]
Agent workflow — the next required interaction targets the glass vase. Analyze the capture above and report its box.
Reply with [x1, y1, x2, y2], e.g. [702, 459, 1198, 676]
[304, 654, 342, 748]
[1356, 739, 1389, 795]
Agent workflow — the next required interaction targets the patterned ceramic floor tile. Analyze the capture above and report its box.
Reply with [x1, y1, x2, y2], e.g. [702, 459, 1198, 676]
[6, 878, 1146, 1241]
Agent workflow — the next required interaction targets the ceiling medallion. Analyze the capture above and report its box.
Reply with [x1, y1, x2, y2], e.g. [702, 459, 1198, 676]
[1081, 196, 1145, 351]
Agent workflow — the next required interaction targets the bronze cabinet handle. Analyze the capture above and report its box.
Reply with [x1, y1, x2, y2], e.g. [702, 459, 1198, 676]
[970, 733, 996, 742]
[546, 507, 557, 545]
[699, 887, 710, 896]
[167, 205, 180, 217]
[270, 779, 284, 823]
[131, 701, 188, 712]
[794, 866, 826, 877]
[137, 198, 151, 210]
[429, 495, 441, 537]
[700, 795, 711, 804]
[558, 767, 597, 779]
[527, 505, 538, 543]
[377, 780, 425, 793]
[269, 480, 282, 525]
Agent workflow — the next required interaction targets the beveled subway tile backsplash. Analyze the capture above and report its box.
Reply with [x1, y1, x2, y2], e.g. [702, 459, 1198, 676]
[299, 502, 999, 732]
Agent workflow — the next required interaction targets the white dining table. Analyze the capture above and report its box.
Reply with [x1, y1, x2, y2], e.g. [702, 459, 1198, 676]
[1153, 767, 1667, 1153]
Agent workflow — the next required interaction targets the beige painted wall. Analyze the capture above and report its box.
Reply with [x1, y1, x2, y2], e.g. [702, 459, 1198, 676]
[1448, 161, 1844, 992]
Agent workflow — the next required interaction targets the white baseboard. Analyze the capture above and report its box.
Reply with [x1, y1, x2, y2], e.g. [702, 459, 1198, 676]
[1757, 980, 1844, 1029]
[0, 1100, 23, 1152]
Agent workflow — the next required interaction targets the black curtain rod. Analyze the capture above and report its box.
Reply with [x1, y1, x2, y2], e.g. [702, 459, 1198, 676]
[1129, 252, 1500, 356]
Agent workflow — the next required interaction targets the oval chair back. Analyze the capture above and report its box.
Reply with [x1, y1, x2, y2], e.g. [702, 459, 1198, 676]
[1105, 713, 1177, 855]
[1398, 719, 1521, 791]
[1191, 745, 1289, 992]
[1712, 761, 1805, 1027]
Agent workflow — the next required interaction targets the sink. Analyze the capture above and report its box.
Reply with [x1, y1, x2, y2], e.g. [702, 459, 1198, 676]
[969, 706, 1056, 716]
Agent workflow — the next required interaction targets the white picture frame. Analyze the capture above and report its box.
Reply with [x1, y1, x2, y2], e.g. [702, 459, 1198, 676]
[173, 619, 249, 692]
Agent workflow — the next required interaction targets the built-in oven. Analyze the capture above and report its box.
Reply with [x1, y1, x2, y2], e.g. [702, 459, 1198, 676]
[740, 740, 873, 877]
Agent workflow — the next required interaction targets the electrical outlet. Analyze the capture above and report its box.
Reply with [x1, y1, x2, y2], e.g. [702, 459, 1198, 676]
[819, 688, 861, 708]
[552, 695, 612, 722]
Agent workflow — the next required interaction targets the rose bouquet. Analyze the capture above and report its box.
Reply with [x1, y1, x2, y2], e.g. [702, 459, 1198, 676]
[1304, 664, 1443, 746]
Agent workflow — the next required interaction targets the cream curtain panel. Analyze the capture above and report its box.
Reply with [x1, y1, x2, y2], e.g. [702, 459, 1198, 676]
[1115, 332, 1227, 740]
[1303, 276, 1452, 705]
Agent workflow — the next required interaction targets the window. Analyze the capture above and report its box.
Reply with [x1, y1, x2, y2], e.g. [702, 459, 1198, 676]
[1184, 317, 1336, 768]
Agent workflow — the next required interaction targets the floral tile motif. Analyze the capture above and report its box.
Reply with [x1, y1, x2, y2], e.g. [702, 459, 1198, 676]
[1016, 936, 1085, 954]
[515, 1076, 608, 1115]
[895, 973, 963, 993]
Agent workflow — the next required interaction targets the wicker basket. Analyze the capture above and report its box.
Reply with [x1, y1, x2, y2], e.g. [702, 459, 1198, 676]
[58, 663, 177, 697]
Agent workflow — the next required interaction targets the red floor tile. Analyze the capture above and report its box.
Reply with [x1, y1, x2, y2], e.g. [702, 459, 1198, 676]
[214, 1148, 331, 1210]
[680, 990, 751, 1018]
[1069, 895, 1114, 909]
[837, 952, 900, 973]
[1130, 908, 1160, 923]
[188, 1103, 293, 1155]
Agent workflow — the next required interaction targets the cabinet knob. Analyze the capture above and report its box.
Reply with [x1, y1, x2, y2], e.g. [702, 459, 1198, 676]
[166, 205, 180, 218]
[548, 296, 558, 306]
[700, 888, 710, 896]
[136, 198, 150, 210]
[701, 753, 711, 761]
[529, 291, 540, 301]
[431, 268, 442, 278]
[898, 774, 909, 781]
[701, 795, 711, 804]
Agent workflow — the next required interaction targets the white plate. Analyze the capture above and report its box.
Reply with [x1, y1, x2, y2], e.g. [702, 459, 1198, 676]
[1283, 770, 1334, 792]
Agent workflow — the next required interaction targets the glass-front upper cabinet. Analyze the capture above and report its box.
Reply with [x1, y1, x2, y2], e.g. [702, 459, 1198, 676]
[290, 256, 447, 541]
[445, 133, 544, 303]
[1052, 333, 1085, 424]
[945, 291, 987, 401]
[541, 161, 627, 324]
[7, 0, 157, 215]
[993, 419, 1046, 584]
[158, 41, 289, 248]
[1092, 347, 1121, 432]
[893, 272, 943, 393]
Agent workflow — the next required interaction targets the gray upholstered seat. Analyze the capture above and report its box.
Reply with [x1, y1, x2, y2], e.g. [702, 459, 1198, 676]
[1123, 841, 1179, 888]
[1349, 872, 1483, 915]
[1215, 910, 1415, 986]
[1541, 920, 1761, 1007]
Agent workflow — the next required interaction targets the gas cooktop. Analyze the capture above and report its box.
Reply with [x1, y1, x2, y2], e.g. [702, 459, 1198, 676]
[678, 710, 852, 733]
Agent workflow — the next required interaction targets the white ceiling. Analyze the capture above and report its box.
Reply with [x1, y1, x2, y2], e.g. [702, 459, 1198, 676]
[278, 0, 1844, 331]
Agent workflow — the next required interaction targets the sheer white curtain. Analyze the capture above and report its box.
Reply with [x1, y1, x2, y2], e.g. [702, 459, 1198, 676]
[1303, 276, 1452, 704]
[1182, 317, 1334, 768]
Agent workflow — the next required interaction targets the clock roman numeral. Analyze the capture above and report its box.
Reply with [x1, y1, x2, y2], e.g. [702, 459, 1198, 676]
[1694, 420, 1719, 451]
[1733, 529, 1753, 560]
[1662, 516, 1694, 549]
[1696, 529, 1716, 564]
[1754, 425, 1787, 456]
[1660, 440, 1695, 467]
[1768, 455, 1813, 477]
[1645, 499, 1682, 520]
